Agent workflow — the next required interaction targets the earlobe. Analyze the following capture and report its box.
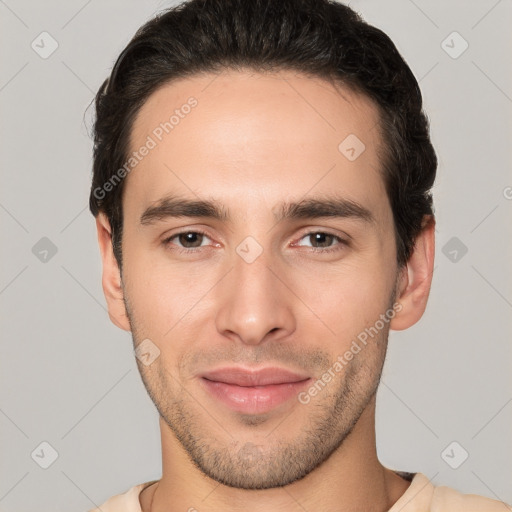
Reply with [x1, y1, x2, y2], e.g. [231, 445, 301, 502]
[95, 213, 131, 332]
[390, 216, 435, 331]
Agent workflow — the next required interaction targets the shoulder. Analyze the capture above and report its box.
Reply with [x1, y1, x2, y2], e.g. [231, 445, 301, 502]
[390, 471, 510, 512]
[87, 480, 159, 512]
[431, 482, 511, 512]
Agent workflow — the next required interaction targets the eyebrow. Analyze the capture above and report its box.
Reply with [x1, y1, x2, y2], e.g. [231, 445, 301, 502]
[139, 194, 375, 226]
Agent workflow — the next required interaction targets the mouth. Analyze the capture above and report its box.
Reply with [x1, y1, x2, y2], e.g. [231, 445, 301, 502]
[199, 366, 311, 414]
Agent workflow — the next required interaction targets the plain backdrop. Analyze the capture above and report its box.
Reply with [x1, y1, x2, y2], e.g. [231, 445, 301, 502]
[1, 1, 511, 510]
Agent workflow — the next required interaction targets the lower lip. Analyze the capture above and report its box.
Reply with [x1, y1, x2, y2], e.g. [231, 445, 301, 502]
[200, 377, 311, 414]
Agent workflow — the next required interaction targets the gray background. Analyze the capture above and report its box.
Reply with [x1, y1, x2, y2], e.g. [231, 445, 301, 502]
[1, 0, 511, 510]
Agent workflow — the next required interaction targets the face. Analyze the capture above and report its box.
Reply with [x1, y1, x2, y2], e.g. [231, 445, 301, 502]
[112, 69, 404, 489]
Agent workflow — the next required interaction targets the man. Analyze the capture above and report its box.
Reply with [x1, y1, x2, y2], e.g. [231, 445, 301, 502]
[88, 0, 509, 510]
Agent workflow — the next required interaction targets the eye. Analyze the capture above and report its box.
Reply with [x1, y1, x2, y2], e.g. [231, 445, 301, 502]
[161, 229, 348, 255]
[162, 230, 213, 252]
[293, 231, 348, 253]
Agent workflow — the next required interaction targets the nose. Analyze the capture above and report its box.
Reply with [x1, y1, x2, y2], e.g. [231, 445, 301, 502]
[214, 246, 297, 346]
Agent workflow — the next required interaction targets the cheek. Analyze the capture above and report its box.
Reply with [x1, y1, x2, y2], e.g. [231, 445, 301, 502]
[290, 259, 395, 348]
[123, 247, 216, 338]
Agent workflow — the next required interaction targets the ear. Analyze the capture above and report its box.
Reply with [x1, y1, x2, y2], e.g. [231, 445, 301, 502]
[390, 215, 435, 331]
[95, 212, 131, 332]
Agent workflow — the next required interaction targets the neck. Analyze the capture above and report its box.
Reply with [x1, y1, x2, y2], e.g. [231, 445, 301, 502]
[141, 397, 410, 512]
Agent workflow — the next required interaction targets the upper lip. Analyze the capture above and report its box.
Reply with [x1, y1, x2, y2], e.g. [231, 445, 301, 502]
[200, 366, 310, 386]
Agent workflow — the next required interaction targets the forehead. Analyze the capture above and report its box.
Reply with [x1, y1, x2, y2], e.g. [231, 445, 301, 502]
[124, 69, 388, 224]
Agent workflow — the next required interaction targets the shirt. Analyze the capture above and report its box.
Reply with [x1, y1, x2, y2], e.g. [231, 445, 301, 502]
[88, 472, 509, 511]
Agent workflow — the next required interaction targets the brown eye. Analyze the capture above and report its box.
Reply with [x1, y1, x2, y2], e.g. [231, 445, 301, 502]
[292, 231, 349, 255]
[295, 231, 346, 252]
[176, 232, 204, 248]
[308, 232, 336, 248]
[163, 230, 212, 251]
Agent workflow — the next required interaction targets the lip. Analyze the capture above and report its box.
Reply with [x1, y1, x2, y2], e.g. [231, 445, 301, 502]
[199, 366, 311, 414]
[201, 366, 310, 386]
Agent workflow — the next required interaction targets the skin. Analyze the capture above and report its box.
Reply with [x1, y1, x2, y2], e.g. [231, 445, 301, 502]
[96, 69, 435, 512]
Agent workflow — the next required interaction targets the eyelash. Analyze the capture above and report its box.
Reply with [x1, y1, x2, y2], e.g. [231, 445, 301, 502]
[162, 229, 348, 255]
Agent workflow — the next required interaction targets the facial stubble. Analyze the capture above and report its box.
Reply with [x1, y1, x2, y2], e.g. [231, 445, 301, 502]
[124, 289, 395, 490]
